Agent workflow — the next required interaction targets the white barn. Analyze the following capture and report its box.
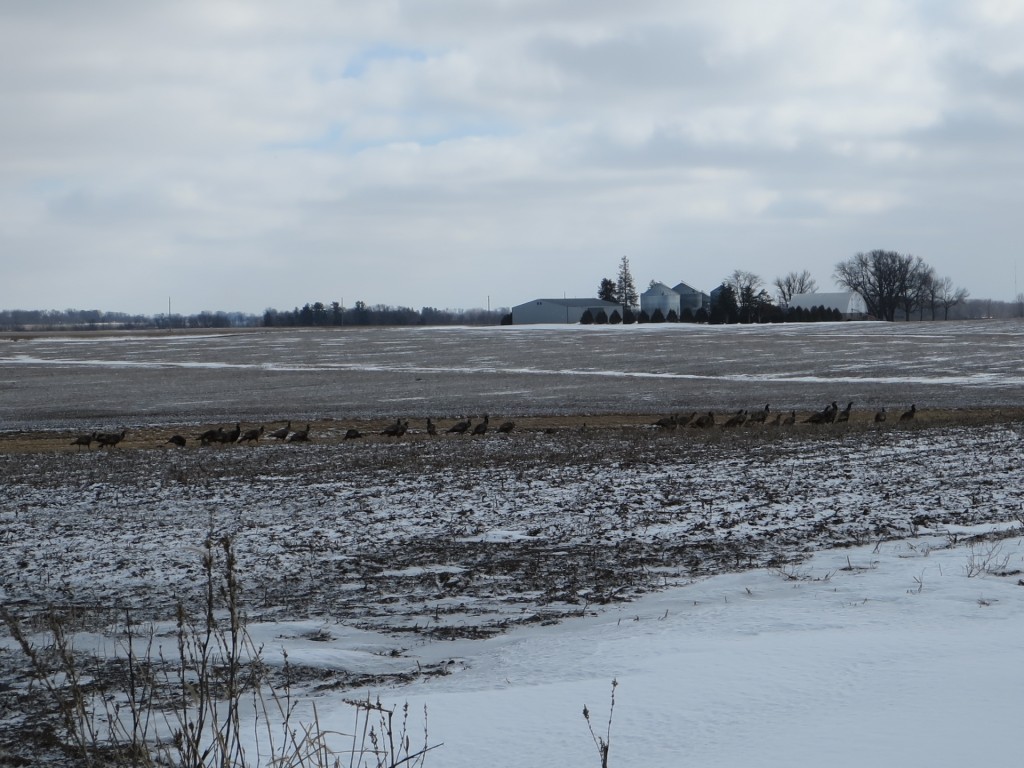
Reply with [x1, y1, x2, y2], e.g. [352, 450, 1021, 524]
[788, 292, 868, 319]
[510, 298, 623, 325]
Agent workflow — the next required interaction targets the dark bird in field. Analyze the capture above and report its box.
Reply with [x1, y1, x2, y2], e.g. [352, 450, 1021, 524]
[769, 413, 783, 426]
[899, 404, 917, 421]
[237, 425, 264, 443]
[497, 420, 515, 434]
[286, 424, 311, 442]
[691, 411, 715, 429]
[748, 404, 770, 424]
[199, 426, 225, 445]
[447, 417, 472, 435]
[70, 432, 96, 451]
[426, 418, 438, 436]
[221, 422, 242, 444]
[267, 421, 291, 440]
[782, 410, 797, 426]
[874, 407, 887, 423]
[722, 410, 747, 428]
[344, 428, 363, 440]
[382, 418, 407, 437]
[166, 434, 187, 447]
[96, 429, 126, 448]
[653, 414, 678, 429]
[472, 414, 490, 436]
[677, 412, 697, 427]
[835, 402, 854, 423]
[805, 402, 838, 424]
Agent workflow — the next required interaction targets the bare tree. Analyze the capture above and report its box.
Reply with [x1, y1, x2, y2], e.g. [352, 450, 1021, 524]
[834, 250, 924, 321]
[936, 277, 969, 320]
[725, 270, 772, 323]
[774, 270, 817, 305]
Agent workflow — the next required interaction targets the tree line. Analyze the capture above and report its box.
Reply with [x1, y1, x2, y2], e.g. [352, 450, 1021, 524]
[595, 251, 979, 324]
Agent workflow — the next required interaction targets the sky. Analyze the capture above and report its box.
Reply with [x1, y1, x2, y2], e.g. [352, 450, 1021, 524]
[2, 1, 1023, 316]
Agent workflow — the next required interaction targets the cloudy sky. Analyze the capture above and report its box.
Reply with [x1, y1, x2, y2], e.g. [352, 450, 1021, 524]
[2, 1, 1022, 316]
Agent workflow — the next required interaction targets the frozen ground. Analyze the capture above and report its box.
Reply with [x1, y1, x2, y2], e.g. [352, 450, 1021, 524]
[2, 321, 1024, 765]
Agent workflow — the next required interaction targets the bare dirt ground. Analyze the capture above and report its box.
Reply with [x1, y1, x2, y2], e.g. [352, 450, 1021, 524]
[2, 323, 1024, 763]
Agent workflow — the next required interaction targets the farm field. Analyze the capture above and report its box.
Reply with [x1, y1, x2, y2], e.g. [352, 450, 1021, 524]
[2, 320, 1024, 766]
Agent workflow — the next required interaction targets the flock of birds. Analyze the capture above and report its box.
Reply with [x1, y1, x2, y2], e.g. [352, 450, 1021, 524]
[68, 403, 919, 451]
[651, 402, 917, 430]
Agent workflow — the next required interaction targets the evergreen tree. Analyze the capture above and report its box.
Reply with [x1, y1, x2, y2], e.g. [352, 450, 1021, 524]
[598, 277, 619, 303]
[594, 309, 609, 324]
[617, 256, 639, 309]
[580, 309, 594, 325]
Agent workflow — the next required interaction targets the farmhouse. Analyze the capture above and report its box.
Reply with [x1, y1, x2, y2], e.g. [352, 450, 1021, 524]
[510, 298, 623, 325]
[788, 292, 868, 319]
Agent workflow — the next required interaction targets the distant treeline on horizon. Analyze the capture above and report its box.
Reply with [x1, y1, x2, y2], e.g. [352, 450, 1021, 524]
[1, 295, 1021, 331]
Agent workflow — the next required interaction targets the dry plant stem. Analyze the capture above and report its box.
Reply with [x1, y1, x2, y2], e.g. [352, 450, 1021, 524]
[583, 678, 617, 768]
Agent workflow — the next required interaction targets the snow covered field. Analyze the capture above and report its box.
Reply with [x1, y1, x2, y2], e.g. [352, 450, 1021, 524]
[2, 321, 1024, 765]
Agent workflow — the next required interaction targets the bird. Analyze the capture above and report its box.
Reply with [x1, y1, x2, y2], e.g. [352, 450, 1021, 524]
[344, 428, 363, 440]
[447, 417, 472, 435]
[267, 421, 292, 440]
[96, 429, 126, 448]
[220, 422, 242, 444]
[805, 402, 838, 424]
[835, 402, 854, 423]
[497, 420, 515, 434]
[653, 414, 678, 429]
[748, 404, 770, 424]
[286, 424, 311, 442]
[722, 410, 747, 428]
[677, 412, 697, 427]
[70, 432, 96, 451]
[874, 407, 887, 423]
[899, 404, 917, 421]
[691, 412, 715, 428]
[782, 410, 797, 426]
[769, 413, 783, 426]
[199, 426, 225, 445]
[472, 414, 490, 436]
[426, 418, 438, 436]
[237, 425, 263, 443]
[382, 419, 407, 437]
[166, 434, 187, 447]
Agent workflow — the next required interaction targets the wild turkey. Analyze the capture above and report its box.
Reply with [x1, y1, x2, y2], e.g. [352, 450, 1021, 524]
[426, 418, 438, 436]
[899, 404, 917, 421]
[199, 426, 225, 445]
[447, 417, 472, 435]
[286, 424, 311, 442]
[874, 407, 887, 423]
[497, 420, 515, 434]
[382, 419, 408, 437]
[805, 402, 838, 424]
[769, 413, 783, 426]
[677, 412, 697, 427]
[238, 425, 264, 443]
[782, 410, 797, 426]
[166, 434, 187, 447]
[267, 421, 291, 440]
[722, 410, 747, 428]
[835, 402, 854, 423]
[70, 432, 96, 451]
[691, 412, 715, 429]
[219, 423, 242, 444]
[472, 415, 490, 436]
[653, 414, 678, 429]
[748, 404, 770, 424]
[96, 429, 126, 448]
[344, 428, 363, 440]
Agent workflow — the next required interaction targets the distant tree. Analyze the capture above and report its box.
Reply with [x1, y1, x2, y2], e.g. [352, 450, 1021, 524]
[651, 308, 666, 323]
[617, 256, 639, 310]
[609, 309, 622, 325]
[580, 309, 594, 325]
[834, 250, 930, 322]
[935, 277, 969, 320]
[500, 312, 513, 325]
[709, 284, 739, 324]
[680, 307, 695, 323]
[774, 270, 817, 305]
[594, 309, 609, 324]
[637, 309, 650, 323]
[598, 277, 619, 303]
[622, 306, 637, 325]
[725, 270, 772, 323]
[694, 306, 709, 324]
[666, 309, 679, 323]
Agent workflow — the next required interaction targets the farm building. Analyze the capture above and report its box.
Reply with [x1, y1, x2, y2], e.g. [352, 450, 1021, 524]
[672, 281, 711, 313]
[640, 282, 680, 318]
[788, 292, 868, 319]
[510, 298, 623, 325]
